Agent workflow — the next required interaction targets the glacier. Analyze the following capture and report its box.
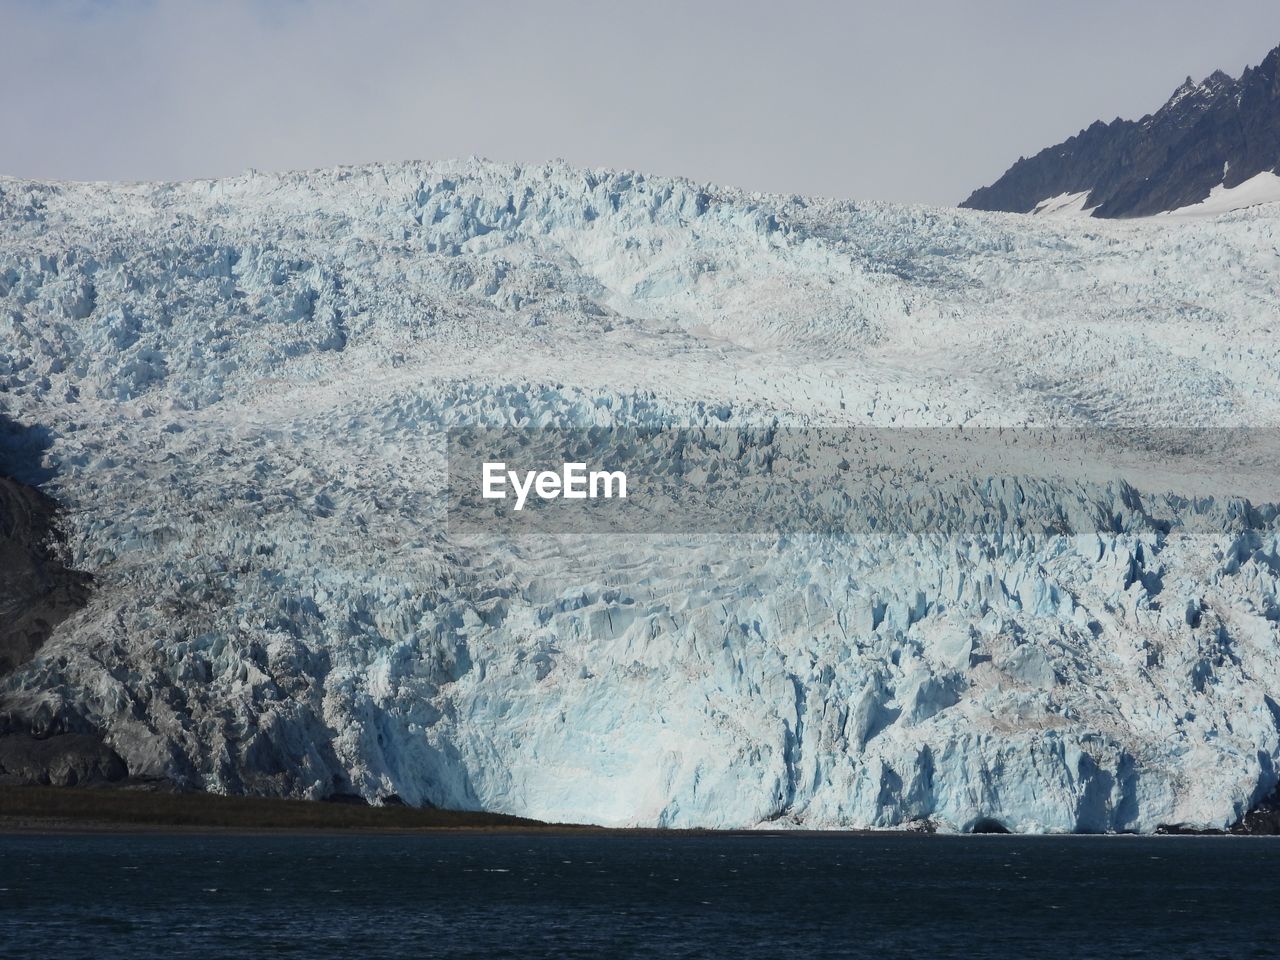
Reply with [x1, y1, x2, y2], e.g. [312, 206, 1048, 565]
[2, 158, 1280, 831]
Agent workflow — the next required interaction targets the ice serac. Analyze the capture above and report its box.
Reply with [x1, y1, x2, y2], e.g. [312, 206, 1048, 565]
[1, 159, 1279, 831]
[962, 42, 1280, 217]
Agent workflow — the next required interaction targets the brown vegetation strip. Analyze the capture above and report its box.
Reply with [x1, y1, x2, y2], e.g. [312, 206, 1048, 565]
[0, 785, 569, 833]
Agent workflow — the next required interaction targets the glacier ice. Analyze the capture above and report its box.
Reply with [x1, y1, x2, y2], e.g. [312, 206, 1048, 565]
[1, 158, 1280, 831]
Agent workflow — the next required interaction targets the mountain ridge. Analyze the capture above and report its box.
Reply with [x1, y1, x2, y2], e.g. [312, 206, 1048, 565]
[961, 42, 1280, 217]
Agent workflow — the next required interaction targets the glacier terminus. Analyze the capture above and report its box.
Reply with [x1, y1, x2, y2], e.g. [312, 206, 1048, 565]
[2, 159, 1280, 833]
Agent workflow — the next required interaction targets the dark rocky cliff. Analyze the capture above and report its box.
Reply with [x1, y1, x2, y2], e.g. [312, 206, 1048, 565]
[0, 475, 91, 676]
[0, 442, 122, 787]
[962, 43, 1280, 217]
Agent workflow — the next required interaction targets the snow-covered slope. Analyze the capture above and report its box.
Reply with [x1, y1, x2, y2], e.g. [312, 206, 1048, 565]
[2, 159, 1280, 831]
[1161, 171, 1280, 218]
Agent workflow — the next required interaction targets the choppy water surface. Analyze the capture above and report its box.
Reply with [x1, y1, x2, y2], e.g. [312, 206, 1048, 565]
[1, 832, 1276, 959]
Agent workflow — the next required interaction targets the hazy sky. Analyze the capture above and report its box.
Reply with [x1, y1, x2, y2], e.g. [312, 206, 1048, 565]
[4, 0, 1279, 205]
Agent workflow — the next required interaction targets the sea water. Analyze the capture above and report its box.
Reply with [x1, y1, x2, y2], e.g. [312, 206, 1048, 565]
[1, 832, 1276, 959]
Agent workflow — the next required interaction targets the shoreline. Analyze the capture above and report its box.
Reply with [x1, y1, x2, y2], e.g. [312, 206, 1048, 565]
[0, 784, 572, 835]
[2, 785, 1276, 838]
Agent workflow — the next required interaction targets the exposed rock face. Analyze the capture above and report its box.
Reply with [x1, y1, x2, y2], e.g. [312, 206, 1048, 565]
[0, 458, 108, 787]
[0, 475, 91, 675]
[0, 731, 126, 786]
[962, 43, 1280, 217]
[1233, 775, 1280, 835]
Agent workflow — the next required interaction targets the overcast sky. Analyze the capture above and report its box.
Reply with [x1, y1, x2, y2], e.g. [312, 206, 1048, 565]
[4, 0, 1279, 205]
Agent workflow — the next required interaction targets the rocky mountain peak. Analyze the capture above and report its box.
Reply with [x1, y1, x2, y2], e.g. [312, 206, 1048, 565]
[962, 42, 1280, 217]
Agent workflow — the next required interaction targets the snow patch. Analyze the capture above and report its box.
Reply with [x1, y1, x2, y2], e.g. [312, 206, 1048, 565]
[1161, 171, 1280, 217]
[1031, 191, 1096, 217]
